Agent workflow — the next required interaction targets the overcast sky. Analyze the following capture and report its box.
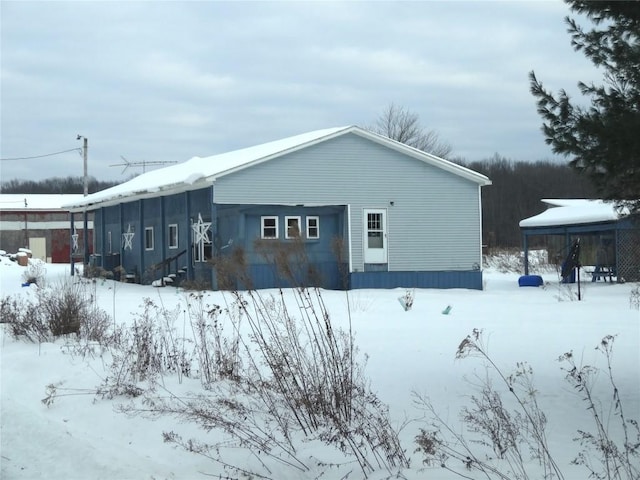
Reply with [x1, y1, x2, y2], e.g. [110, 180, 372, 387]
[1, 0, 601, 183]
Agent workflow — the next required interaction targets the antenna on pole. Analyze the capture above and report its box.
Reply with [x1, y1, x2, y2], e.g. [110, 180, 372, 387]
[110, 156, 178, 174]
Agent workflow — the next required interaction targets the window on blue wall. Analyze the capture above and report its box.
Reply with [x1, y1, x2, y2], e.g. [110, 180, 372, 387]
[285, 216, 301, 239]
[306, 216, 320, 239]
[261, 216, 278, 239]
[145, 227, 154, 251]
[193, 238, 212, 262]
[107, 231, 112, 253]
[168, 224, 178, 249]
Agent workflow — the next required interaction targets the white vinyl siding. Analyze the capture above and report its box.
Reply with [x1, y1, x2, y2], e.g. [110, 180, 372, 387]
[214, 134, 484, 272]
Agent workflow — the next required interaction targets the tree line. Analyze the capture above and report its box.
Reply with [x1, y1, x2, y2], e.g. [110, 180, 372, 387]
[462, 156, 597, 248]
[0, 176, 120, 195]
[0, 159, 597, 249]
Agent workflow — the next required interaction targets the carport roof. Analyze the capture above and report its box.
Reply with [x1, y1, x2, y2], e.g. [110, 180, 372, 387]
[519, 199, 622, 228]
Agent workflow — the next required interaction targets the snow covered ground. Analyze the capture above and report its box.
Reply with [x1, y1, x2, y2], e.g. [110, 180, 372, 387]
[1, 256, 638, 479]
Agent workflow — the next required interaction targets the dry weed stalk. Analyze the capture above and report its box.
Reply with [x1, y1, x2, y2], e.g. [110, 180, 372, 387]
[559, 335, 640, 480]
[110, 239, 408, 479]
[416, 330, 639, 480]
[415, 328, 564, 480]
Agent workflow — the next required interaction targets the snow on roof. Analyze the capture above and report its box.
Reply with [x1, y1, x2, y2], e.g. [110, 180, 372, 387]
[63, 125, 490, 211]
[63, 126, 351, 210]
[519, 199, 622, 228]
[0, 194, 86, 211]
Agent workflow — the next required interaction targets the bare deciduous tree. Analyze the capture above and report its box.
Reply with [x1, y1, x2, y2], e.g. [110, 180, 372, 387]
[368, 103, 453, 158]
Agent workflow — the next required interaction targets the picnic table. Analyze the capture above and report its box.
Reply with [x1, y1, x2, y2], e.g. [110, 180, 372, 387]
[589, 265, 616, 282]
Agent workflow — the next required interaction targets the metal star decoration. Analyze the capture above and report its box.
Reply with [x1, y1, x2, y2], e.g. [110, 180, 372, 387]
[192, 213, 212, 245]
[122, 224, 135, 250]
[71, 227, 79, 252]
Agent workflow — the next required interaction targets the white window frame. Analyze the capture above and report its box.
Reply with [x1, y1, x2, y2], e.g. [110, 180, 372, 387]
[194, 241, 204, 263]
[306, 216, 320, 239]
[168, 223, 178, 249]
[193, 236, 212, 263]
[261, 216, 279, 239]
[144, 227, 154, 251]
[285, 216, 302, 239]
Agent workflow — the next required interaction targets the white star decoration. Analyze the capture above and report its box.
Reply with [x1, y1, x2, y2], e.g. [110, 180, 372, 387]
[122, 224, 135, 250]
[71, 227, 79, 252]
[192, 213, 212, 245]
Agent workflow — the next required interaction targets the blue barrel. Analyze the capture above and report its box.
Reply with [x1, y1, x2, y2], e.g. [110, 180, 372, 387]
[518, 275, 543, 287]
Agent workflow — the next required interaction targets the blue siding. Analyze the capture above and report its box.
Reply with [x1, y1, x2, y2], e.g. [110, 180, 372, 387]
[103, 205, 121, 254]
[189, 188, 214, 284]
[119, 201, 141, 279]
[242, 262, 345, 290]
[214, 204, 346, 290]
[350, 270, 484, 290]
[164, 192, 187, 254]
[94, 209, 103, 254]
[140, 197, 162, 281]
[89, 187, 214, 285]
[92, 205, 123, 272]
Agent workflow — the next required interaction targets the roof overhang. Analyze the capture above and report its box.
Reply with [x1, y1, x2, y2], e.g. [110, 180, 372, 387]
[64, 178, 212, 212]
[520, 221, 619, 236]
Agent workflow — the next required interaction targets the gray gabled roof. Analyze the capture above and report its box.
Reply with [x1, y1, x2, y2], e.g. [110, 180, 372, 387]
[64, 125, 490, 211]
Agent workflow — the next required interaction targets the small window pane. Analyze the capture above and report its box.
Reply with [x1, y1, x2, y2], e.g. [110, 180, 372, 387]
[368, 231, 383, 249]
[168, 224, 178, 249]
[285, 216, 301, 239]
[261, 216, 278, 239]
[306, 216, 319, 239]
[145, 227, 154, 250]
[368, 213, 381, 230]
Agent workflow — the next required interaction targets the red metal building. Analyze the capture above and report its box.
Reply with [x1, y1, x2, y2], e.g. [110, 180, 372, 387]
[0, 194, 93, 263]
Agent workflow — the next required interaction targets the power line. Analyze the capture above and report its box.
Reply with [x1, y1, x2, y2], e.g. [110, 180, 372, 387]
[0, 148, 82, 162]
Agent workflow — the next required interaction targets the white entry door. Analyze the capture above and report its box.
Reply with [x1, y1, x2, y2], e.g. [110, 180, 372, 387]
[363, 209, 387, 264]
[29, 237, 46, 261]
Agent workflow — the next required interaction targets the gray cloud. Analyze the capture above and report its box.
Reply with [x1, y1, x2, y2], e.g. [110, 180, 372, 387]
[1, 0, 601, 182]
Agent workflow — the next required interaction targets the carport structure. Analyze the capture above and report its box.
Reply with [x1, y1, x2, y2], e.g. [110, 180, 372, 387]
[520, 199, 640, 282]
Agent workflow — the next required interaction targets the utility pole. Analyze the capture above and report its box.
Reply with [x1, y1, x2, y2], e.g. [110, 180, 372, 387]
[77, 135, 89, 268]
[82, 136, 88, 196]
[23, 198, 28, 248]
